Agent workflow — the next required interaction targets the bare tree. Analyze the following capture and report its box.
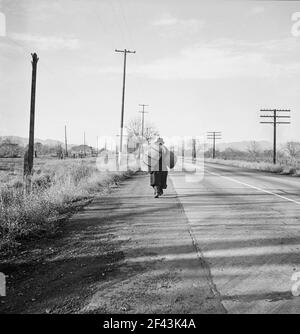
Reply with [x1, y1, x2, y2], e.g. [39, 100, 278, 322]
[247, 141, 261, 161]
[285, 141, 300, 160]
[143, 126, 160, 144]
[126, 118, 142, 138]
[126, 117, 159, 144]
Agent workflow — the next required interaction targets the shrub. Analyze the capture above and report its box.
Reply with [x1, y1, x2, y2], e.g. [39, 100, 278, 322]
[0, 158, 136, 250]
[206, 158, 295, 175]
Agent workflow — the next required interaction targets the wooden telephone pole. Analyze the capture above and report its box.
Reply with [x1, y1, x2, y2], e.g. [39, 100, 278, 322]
[192, 138, 196, 163]
[115, 49, 136, 153]
[24, 53, 39, 178]
[64, 125, 68, 157]
[96, 136, 99, 156]
[83, 132, 86, 157]
[207, 132, 222, 159]
[260, 109, 291, 164]
[139, 104, 149, 140]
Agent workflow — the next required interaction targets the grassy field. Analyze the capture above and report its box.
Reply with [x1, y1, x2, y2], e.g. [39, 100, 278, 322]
[0, 156, 58, 185]
[206, 158, 300, 176]
[0, 157, 135, 251]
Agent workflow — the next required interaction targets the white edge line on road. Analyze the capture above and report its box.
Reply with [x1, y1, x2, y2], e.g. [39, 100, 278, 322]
[206, 170, 300, 206]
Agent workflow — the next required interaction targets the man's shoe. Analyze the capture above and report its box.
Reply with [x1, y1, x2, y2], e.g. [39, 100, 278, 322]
[156, 187, 163, 196]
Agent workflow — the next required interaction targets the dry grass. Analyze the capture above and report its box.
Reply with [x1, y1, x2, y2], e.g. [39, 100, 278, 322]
[206, 158, 300, 175]
[0, 158, 135, 250]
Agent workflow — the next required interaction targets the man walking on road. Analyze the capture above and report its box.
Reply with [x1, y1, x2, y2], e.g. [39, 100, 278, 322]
[144, 137, 177, 198]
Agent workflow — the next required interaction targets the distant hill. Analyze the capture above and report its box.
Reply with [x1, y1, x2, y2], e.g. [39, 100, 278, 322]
[216, 141, 272, 152]
[0, 136, 277, 153]
[0, 136, 64, 147]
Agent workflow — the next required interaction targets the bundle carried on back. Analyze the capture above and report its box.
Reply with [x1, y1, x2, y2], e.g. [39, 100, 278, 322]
[143, 139, 177, 172]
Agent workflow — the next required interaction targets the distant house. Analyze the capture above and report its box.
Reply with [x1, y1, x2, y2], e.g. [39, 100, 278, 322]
[70, 145, 94, 157]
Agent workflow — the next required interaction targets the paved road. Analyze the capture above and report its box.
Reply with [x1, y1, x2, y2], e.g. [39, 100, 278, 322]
[170, 161, 300, 313]
[0, 171, 225, 314]
[3, 162, 300, 314]
[82, 172, 225, 314]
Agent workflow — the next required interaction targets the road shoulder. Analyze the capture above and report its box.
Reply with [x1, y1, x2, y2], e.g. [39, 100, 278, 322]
[0, 172, 225, 314]
[83, 172, 225, 313]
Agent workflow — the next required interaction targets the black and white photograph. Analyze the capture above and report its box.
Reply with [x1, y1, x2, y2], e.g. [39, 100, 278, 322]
[1, 0, 300, 319]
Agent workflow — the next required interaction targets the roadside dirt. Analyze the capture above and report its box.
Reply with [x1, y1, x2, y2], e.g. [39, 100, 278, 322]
[0, 172, 225, 314]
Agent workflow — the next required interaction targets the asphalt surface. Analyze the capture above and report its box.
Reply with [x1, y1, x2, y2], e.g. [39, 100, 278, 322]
[82, 172, 225, 314]
[2, 162, 300, 314]
[170, 161, 300, 313]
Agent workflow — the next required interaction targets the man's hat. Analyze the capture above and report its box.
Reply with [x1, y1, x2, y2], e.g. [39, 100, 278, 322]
[155, 137, 165, 145]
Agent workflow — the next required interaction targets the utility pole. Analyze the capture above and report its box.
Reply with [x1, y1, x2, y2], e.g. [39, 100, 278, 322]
[207, 132, 222, 159]
[192, 138, 196, 163]
[24, 53, 39, 178]
[64, 125, 68, 158]
[96, 136, 99, 156]
[138, 104, 149, 140]
[260, 109, 291, 164]
[115, 49, 136, 153]
[115, 135, 119, 171]
[83, 132, 86, 157]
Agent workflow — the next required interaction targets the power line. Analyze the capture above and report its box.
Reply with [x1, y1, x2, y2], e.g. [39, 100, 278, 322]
[207, 131, 222, 159]
[260, 109, 291, 164]
[110, 1, 127, 46]
[116, 0, 145, 109]
[117, 0, 133, 45]
[6, 35, 57, 80]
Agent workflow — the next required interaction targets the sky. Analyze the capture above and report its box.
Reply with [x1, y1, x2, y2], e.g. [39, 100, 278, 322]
[0, 0, 300, 146]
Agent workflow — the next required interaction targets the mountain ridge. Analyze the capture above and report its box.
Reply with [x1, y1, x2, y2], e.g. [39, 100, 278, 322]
[0, 136, 66, 147]
[0, 136, 288, 152]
